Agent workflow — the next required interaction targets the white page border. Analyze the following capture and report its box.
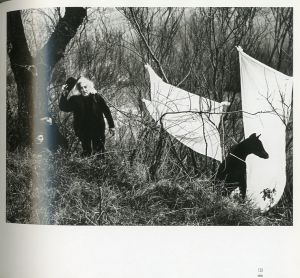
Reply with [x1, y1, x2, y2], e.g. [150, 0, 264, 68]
[0, 1, 299, 277]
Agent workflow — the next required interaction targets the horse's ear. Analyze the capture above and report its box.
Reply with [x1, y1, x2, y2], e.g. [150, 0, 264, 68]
[249, 133, 257, 139]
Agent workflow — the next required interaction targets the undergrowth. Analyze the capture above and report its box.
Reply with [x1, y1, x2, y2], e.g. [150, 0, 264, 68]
[6, 148, 292, 226]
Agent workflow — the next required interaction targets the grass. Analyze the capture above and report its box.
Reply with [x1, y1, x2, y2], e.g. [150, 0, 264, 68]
[6, 147, 292, 226]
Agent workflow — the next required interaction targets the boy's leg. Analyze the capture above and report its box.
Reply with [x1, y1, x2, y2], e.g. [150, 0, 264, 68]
[81, 137, 92, 156]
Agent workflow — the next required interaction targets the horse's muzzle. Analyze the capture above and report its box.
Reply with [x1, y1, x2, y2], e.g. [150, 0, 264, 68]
[261, 152, 269, 159]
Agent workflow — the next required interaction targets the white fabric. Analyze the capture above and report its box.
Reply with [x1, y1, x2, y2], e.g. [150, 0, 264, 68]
[238, 47, 293, 210]
[143, 64, 225, 161]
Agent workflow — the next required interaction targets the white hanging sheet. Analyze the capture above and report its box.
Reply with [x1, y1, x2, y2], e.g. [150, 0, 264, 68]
[238, 47, 293, 210]
[143, 64, 225, 161]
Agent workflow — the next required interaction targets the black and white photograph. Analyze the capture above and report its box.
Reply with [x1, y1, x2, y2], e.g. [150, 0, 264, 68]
[1, 1, 299, 278]
[5, 6, 293, 226]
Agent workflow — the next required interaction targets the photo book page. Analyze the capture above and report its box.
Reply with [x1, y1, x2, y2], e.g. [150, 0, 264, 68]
[0, 0, 299, 277]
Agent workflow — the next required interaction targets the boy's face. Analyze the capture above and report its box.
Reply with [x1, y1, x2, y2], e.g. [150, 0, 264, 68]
[78, 84, 90, 96]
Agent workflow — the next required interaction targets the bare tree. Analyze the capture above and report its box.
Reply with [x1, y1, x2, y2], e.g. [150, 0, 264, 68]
[7, 8, 87, 146]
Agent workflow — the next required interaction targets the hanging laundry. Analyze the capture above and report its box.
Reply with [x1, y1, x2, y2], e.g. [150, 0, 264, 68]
[143, 64, 228, 162]
[237, 46, 293, 210]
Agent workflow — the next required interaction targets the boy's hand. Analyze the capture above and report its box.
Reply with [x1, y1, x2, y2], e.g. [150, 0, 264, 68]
[62, 84, 70, 97]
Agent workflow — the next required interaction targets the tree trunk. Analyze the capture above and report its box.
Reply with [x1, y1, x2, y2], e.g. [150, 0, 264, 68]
[7, 11, 34, 146]
[7, 8, 87, 147]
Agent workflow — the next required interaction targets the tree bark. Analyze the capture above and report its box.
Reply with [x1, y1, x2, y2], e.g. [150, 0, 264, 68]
[7, 8, 87, 147]
[7, 10, 34, 145]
